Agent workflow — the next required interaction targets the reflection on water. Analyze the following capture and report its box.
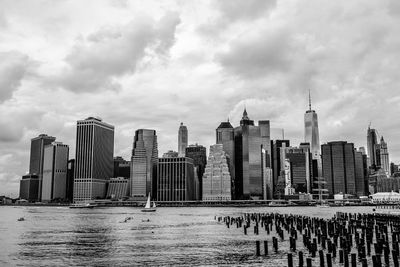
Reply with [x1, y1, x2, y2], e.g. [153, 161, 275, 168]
[0, 205, 376, 266]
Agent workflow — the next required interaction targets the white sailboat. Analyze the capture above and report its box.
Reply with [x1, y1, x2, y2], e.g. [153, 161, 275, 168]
[141, 194, 156, 212]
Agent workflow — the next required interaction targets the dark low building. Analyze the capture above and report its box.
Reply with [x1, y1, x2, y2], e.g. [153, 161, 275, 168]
[19, 174, 40, 202]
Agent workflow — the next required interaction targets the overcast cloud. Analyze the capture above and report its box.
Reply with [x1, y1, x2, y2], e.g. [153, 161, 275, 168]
[1, 0, 400, 196]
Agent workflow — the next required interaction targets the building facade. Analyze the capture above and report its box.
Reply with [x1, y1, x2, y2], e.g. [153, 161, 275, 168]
[271, 140, 290, 198]
[202, 144, 231, 201]
[29, 134, 56, 200]
[185, 144, 207, 199]
[73, 117, 114, 202]
[354, 149, 367, 197]
[321, 141, 357, 197]
[130, 129, 158, 200]
[113, 156, 130, 178]
[234, 109, 264, 199]
[367, 126, 379, 170]
[19, 174, 39, 202]
[178, 123, 188, 157]
[157, 157, 195, 201]
[379, 137, 390, 176]
[216, 121, 235, 198]
[41, 142, 69, 202]
[284, 146, 312, 194]
[106, 177, 129, 199]
[304, 93, 320, 161]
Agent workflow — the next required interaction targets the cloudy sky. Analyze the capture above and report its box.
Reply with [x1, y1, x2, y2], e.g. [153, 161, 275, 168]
[1, 0, 400, 196]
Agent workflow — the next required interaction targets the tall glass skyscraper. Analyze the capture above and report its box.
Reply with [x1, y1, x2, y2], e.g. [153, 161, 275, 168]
[29, 134, 56, 200]
[216, 120, 235, 197]
[42, 142, 69, 202]
[130, 129, 158, 200]
[367, 126, 379, 169]
[178, 122, 188, 157]
[304, 92, 320, 160]
[73, 117, 114, 202]
[234, 109, 265, 199]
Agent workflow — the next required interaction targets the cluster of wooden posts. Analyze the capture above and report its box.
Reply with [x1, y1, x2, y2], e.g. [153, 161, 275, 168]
[216, 211, 400, 266]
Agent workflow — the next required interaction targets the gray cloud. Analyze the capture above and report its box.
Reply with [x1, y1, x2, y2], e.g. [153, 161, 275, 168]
[53, 12, 181, 93]
[215, 0, 277, 22]
[0, 51, 31, 102]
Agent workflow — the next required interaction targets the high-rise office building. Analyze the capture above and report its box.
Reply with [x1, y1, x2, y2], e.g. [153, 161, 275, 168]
[202, 144, 231, 201]
[130, 129, 158, 200]
[157, 157, 195, 201]
[178, 122, 188, 157]
[29, 134, 56, 200]
[304, 91, 320, 160]
[19, 174, 39, 202]
[185, 144, 207, 198]
[234, 109, 267, 199]
[113, 156, 130, 178]
[107, 177, 129, 199]
[66, 159, 75, 202]
[41, 142, 69, 202]
[354, 149, 367, 196]
[271, 140, 290, 198]
[321, 141, 357, 196]
[216, 120, 235, 197]
[379, 136, 390, 176]
[284, 146, 313, 194]
[73, 117, 114, 202]
[367, 126, 379, 170]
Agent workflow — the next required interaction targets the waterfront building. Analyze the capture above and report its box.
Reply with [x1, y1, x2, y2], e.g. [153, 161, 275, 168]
[234, 109, 269, 199]
[216, 120, 235, 198]
[29, 134, 56, 200]
[66, 159, 75, 202]
[19, 174, 39, 202]
[379, 137, 390, 176]
[284, 145, 313, 194]
[354, 149, 367, 197]
[271, 140, 290, 198]
[157, 157, 195, 201]
[321, 141, 356, 197]
[202, 144, 231, 201]
[73, 117, 114, 202]
[41, 142, 69, 202]
[391, 163, 399, 176]
[130, 129, 158, 200]
[185, 144, 207, 199]
[113, 156, 130, 178]
[163, 150, 179, 158]
[106, 177, 129, 199]
[178, 123, 188, 157]
[304, 91, 320, 161]
[367, 126, 379, 170]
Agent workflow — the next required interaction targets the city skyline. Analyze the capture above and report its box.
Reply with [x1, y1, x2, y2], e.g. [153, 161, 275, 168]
[1, 0, 400, 196]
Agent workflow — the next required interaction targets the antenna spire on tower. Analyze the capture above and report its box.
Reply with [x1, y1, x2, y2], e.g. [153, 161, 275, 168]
[308, 89, 312, 111]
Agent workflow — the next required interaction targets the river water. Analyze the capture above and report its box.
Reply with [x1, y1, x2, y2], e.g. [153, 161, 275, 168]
[0, 205, 377, 266]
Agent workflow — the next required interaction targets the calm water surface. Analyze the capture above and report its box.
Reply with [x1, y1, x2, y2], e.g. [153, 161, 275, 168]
[0, 205, 376, 266]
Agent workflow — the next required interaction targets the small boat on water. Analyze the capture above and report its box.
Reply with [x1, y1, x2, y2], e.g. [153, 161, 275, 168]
[141, 195, 156, 212]
[17, 217, 25, 221]
[69, 203, 97, 209]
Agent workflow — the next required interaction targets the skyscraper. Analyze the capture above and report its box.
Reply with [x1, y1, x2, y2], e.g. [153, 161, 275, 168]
[113, 156, 130, 178]
[271, 139, 290, 198]
[185, 144, 207, 198]
[354, 149, 367, 196]
[73, 117, 114, 202]
[379, 136, 390, 176]
[234, 109, 267, 199]
[29, 134, 56, 200]
[304, 91, 320, 160]
[367, 126, 379, 170]
[130, 129, 158, 200]
[178, 122, 188, 157]
[41, 142, 69, 202]
[321, 141, 356, 196]
[284, 146, 313, 194]
[216, 120, 235, 197]
[157, 157, 195, 201]
[202, 144, 231, 201]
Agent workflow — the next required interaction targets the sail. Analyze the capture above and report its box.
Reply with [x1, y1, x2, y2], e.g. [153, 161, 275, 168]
[152, 201, 156, 208]
[144, 195, 151, 209]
